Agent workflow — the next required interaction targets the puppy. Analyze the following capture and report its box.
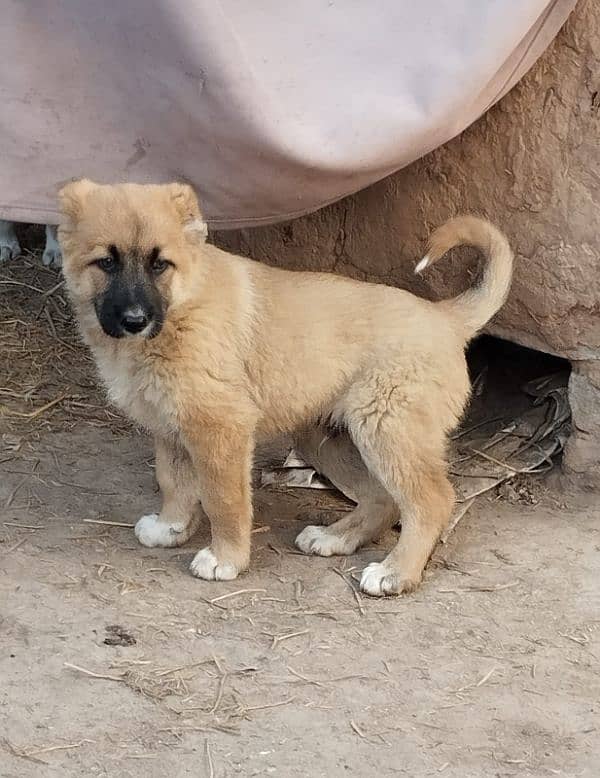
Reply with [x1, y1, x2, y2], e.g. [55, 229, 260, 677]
[58, 180, 513, 596]
[0, 219, 62, 267]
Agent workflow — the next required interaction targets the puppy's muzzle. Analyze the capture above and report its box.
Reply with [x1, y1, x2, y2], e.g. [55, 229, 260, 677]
[94, 280, 163, 339]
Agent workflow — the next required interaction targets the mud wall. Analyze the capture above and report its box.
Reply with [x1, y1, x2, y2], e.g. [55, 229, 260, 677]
[215, 0, 600, 478]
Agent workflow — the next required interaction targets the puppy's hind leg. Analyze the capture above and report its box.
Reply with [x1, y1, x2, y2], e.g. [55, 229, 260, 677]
[294, 426, 398, 557]
[135, 436, 202, 548]
[350, 413, 454, 596]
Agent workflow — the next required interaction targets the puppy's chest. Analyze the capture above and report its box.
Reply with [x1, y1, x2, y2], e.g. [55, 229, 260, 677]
[96, 352, 178, 435]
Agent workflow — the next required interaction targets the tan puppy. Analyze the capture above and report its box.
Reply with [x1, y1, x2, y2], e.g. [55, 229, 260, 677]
[58, 181, 513, 596]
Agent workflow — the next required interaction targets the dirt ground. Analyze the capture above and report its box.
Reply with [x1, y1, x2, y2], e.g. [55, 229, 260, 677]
[1, 248, 599, 777]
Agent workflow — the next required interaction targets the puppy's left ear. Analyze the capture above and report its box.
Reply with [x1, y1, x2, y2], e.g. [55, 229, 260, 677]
[58, 178, 98, 224]
[169, 183, 208, 240]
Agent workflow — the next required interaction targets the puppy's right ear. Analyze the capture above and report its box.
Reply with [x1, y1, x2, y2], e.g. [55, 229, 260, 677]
[58, 179, 98, 224]
[168, 183, 208, 240]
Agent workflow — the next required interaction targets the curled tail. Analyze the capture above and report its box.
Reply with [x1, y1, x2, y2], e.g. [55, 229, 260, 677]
[416, 215, 513, 338]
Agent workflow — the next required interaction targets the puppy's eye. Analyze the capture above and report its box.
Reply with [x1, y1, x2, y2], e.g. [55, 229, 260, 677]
[150, 257, 170, 275]
[94, 256, 118, 273]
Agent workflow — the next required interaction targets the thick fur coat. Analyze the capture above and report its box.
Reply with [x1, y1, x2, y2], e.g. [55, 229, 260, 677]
[58, 181, 513, 596]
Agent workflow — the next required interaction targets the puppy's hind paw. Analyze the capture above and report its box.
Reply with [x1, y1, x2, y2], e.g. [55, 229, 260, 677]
[360, 561, 420, 597]
[295, 525, 356, 557]
[190, 547, 240, 581]
[135, 513, 191, 548]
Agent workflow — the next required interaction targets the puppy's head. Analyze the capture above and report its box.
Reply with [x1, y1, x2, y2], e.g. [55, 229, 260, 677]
[58, 180, 207, 340]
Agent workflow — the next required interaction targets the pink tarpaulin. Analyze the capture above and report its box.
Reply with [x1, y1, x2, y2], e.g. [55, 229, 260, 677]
[0, 0, 576, 229]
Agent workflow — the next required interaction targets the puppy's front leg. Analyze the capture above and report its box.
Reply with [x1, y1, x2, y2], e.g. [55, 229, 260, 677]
[135, 436, 202, 548]
[186, 425, 254, 582]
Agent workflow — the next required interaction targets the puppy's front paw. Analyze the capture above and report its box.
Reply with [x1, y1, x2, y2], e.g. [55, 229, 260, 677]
[360, 561, 420, 597]
[135, 513, 190, 548]
[189, 547, 240, 581]
[295, 525, 356, 557]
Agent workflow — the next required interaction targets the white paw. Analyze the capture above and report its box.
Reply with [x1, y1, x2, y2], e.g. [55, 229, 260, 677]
[0, 237, 21, 263]
[189, 547, 239, 581]
[360, 561, 419, 597]
[135, 513, 189, 548]
[295, 525, 355, 557]
[43, 225, 62, 268]
[42, 245, 63, 268]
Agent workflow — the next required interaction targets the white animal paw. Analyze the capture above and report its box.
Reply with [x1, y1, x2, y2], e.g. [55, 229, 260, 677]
[135, 513, 189, 548]
[42, 225, 62, 268]
[295, 525, 355, 556]
[360, 561, 419, 597]
[0, 232, 21, 263]
[189, 547, 239, 581]
[42, 245, 63, 268]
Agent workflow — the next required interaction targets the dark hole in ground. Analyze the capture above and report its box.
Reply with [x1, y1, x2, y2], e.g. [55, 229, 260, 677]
[465, 333, 571, 431]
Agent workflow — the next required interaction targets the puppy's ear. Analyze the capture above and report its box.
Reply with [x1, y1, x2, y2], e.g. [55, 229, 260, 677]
[168, 183, 208, 240]
[58, 179, 98, 224]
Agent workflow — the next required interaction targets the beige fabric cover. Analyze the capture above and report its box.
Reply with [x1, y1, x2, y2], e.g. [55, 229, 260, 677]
[0, 0, 576, 228]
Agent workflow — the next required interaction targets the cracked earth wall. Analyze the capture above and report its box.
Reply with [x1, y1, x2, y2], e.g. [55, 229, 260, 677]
[216, 0, 600, 482]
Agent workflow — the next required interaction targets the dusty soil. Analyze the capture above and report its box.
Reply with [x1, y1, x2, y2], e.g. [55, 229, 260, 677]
[1, 254, 599, 778]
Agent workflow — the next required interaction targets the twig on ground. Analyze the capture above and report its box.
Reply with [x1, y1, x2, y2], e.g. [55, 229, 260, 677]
[243, 697, 296, 712]
[64, 662, 124, 684]
[210, 673, 229, 714]
[331, 566, 365, 615]
[269, 629, 310, 650]
[209, 588, 266, 604]
[4, 537, 29, 554]
[440, 499, 475, 543]
[83, 518, 136, 528]
[205, 740, 215, 778]
[287, 666, 327, 688]
[2, 394, 69, 420]
[3, 522, 43, 530]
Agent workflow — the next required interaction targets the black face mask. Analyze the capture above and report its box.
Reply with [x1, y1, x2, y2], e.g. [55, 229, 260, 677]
[93, 247, 166, 339]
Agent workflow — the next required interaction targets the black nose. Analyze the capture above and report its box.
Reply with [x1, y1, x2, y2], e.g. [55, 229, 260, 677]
[120, 307, 149, 334]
